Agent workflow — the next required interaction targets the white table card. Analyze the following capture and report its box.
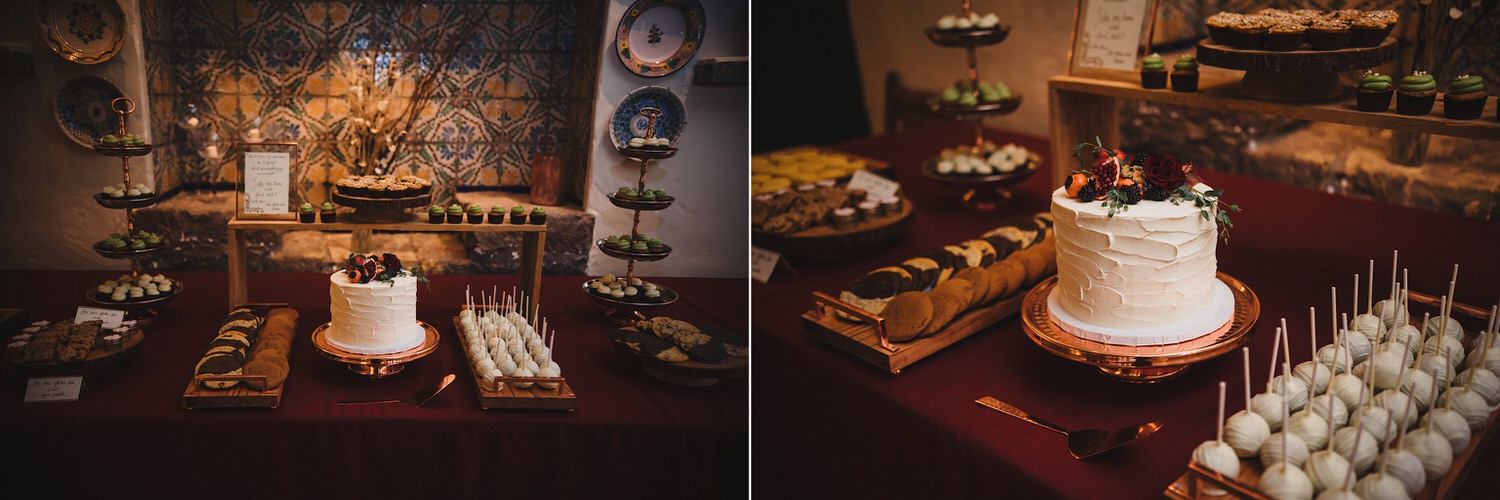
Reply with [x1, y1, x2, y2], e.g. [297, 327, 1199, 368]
[74, 306, 125, 329]
[243, 151, 291, 214]
[25, 376, 84, 403]
[751, 246, 782, 284]
[846, 169, 900, 201]
[1073, 0, 1150, 72]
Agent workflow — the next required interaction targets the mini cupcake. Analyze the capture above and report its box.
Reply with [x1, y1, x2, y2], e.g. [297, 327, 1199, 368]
[320, 202, 337, 223]
[647, 238, 665, 253]
[1396, 71, 1437, 115]
[489, 205, 506, 224]
[1349, 15, 1392, 48]
[298, 203, 315, 223]
[1306, 18, 1350, 51]
[1230, 15, 1271, 50]
[1170, 55, 1199, 92]
[1443, 74, 1487, 120]
[428, 205, 446, 223]
[630, 240, 649, 253]
[616, 187, 639, 200]
[466, 204, 484, 223]
[509, 205, 527, 224]
[529, 207, 547, 225]
[1356, 72, 1394, 112]
[1140, 53, 1166, 89]
[1264, 22, 1307, 51]
[446, 203, 464, 223]
[144, 234, 162, 246]
[1204, 12, 1241, 45]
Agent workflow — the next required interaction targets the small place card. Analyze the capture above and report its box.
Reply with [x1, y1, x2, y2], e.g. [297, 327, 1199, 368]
[751, 246, 782, 284]
[74, 306, 124, 328]
[25, 376, 84, 403]
[846, 169, 900, 201]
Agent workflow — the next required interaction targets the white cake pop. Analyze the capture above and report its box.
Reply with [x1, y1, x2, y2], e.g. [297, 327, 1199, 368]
[1255, 329, 1292, 430]
[511, 364, 535, 388]
[1294, 362, 1332, 396]
[1341, 328, 1373, 365]
[1400, 369, 1436, 412]
[1459, 366, 1500, 407]
[1260, 430, 1310, 469]
[1261, 462, 1315, 500]
[1303, 447, 1351, 493]
[1422, 409, 1470, 454]
[1403, 426, 1453, 478]
[1385, 325, 1420, 357]
[1353, 472, 1409, 500]
[1367, 345, 1406, 391]
[1192, 382, 1240, 496]
[1306, 394, 1348, 428]
[1353, 314, 1386, 345]
[1329, 426, 1377, 473]
[1226, 348, 1270, 457]
[1381, 447, 1426, 496]
[1373, 391, 1419, 431]
[1316, 345, 1353, 374]
[1419, 340, 1461, 382]
[1288, 410, 1329, 453]
[1328, 373, 1365, 410]
[1351, 405, 1394, 445]
[496, 353, 518, 376]
[1437, 387, 1488, 431]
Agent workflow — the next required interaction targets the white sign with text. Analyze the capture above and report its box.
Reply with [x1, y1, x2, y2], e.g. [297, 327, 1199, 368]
[243, 151, 291, 214]
[74, 306, 125, 329]
[845, 169, 900, 201]
[25, 376, 84, 403]
[751, 246, 782, 284]
[1076, 0, 1148, 71]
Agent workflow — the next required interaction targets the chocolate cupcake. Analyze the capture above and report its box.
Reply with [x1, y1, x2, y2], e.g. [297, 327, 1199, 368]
[1230, 15, 1271, 50]
[1396, 71, 1437, 115]
[428, 205, 446, 224]
[1204, 12, 1240, 45]
[529, 207, 547, 225]
[1170, 55, 1199, 92]
[466, 204, 484, 224]
[488, 205, 506, 224]
[298, 203, 315, 223]
[319, 202, 337, 223]
[1443, 74, 1487, 120]
[1355, 72, 1394, 112]
[1139, 53, 1166, 89]
[446, 203, 464, 223]
[1306, 19, 1350, 51]
[1349, 15, 1392, 48]
[509, 205, 527, 224]
[1264, 22, 1307, 51]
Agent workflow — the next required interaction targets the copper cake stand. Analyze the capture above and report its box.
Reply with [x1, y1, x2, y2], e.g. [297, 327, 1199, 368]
[311, 321, 440, 378]
[1021, 272, 1260, 383]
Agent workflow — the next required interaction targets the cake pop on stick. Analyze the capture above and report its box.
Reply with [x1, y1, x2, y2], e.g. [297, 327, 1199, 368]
[1319, 298, 1353, 373]
[1226, 347, 1271, 457]
[1374, 252, 1407, 330]
[1192, 382, 1240, 496]
[1254, 328, 1290, 431]
[1381, 396, 1426, 497]
[1304, 380, 1352, 493]
[1261, 365, 1310, 469]
[1418, 310, 1461, 387]
[1331, 412, 1375, 498]
[1342, 281, 1373, 363]
[1374, 344, 1418, 431]
[1262, 364, 1314, 499]
[1288, 365, 1330, 453]
[536, 330, 562, 390]
[1351, 350, 1394, 444]
[1353, 415, 1410, 500]
[1329, 314, 1367, 410]
[1353, 266, 1387, 345]
[1462, 329, 1500, 408]
[1273, 327, 1312, 412]
[1403, 407, 1454, 478]
[1424, 268, 1463, 341]
[1423, 346, 1471, 454]
[1295, 312, 1332, 394]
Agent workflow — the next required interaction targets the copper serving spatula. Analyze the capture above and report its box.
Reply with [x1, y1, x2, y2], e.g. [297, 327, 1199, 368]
[338, 373, 456, 407]
[975, 396, 1163, 459]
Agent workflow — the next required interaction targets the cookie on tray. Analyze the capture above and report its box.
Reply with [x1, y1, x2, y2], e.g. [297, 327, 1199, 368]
[951, 267, 991, 308]
[923, 278, 974, 337]
[882, 291, 934, 342]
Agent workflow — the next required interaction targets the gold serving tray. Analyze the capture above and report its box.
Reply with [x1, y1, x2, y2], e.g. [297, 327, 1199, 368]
[451, 315, 577, 411]
[1021, 272, 1261, 383]
[310, 321, 440, 378]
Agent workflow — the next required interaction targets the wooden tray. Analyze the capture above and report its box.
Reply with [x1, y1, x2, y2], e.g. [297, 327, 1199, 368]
[9, 326, 144, 381]
[181, 304, 294, 409]
[801, 286, 1029, 375]
[1165, 404, 1500, 499]
[751, 194, 916, 265]
[451, 316, 576, 411]
[610, 325, 748, 387]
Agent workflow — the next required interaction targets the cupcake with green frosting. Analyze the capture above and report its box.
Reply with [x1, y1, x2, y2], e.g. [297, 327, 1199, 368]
[428, 204, 446, 224]
[529, 206, 547, 225]
[509, 205, 527, 224]
[1170, 55, 1199, 93]
[1356, 72, 1394, 112]
[298, 202, 315, 223]
[319, 201, 337, 223]
[1396, 71, 1437, 116]
[1443, 74, 1487, 120]
[466, 204, 484, 224]
[446, 203, 464, 223]
[1140, 53, 1166, 89]
[489, 205, 506, 224]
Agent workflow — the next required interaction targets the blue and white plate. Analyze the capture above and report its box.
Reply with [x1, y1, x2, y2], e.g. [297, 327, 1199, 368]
[610, 86, 685, 150]
[54, 75, 124, 148]
[38, 0, 126, 64]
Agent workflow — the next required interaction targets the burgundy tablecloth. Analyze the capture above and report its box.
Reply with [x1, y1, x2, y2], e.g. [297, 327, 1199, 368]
[0, 272, 746, 499]
[753, 120, 1500, 499]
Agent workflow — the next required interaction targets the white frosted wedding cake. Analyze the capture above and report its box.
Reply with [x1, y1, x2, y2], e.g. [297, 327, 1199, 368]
[327, 253, 426, 354]
[1048, 147, 1237, 346]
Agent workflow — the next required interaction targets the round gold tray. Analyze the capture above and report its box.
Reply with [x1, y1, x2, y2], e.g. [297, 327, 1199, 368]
[1021, 272, 1260, 383]
[310, 321, 440, 378]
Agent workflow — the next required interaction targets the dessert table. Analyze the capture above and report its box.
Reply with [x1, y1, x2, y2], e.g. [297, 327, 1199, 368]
[753, 120, 1500, 499]
[0, 272, 746, 498]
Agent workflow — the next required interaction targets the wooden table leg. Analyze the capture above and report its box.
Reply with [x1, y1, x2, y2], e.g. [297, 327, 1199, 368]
[519, 231, 546, 304]
[228, 229, 248, 307]
[1049, 86, 1120, 188]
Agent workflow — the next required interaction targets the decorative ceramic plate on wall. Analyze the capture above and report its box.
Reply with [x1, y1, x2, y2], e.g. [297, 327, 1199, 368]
[38, 0, 126, 64]
[615, 0, 705, 78]
[54, 75, 124, 147]
[610, 86, 685, 150]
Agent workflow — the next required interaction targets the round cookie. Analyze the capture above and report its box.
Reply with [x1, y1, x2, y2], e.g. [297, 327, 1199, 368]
[951, 267, 990, 308]
[982, 261, 1013, 302]
[989, 259, 1027, 299]
[243, 357, 289, 390]
[1014, 247, 1051, 286]
[922, 278, 974, 337]
[882, 291, 934, 342]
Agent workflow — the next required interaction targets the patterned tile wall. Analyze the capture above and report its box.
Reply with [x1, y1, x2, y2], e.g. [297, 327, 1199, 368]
[139, 0, 604, 205]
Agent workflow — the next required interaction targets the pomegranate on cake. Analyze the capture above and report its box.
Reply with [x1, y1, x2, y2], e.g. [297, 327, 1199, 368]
[1049, 141, 1240, 346]
[328, 253, 428, 354]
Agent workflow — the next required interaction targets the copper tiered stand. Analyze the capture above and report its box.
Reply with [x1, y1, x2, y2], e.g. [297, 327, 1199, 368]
[86, 97, 181, 320]
[920, 0, 1031, 211]
[586, 107, 679, 325]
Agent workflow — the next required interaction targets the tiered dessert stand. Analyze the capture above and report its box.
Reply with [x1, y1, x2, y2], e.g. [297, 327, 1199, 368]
[86, 97, 180, 320]
[586, 107, 679, 325]
[920, 0, 1031, 211]
[1196, 37, 1398, 101]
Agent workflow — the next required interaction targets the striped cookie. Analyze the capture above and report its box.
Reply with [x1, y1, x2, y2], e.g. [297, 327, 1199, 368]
[837, 266, 914, 317]
[900, 257, 942, 292]
[959, 239, 998, 268]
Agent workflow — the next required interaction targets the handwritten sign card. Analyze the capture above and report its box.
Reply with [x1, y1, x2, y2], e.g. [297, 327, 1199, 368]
[846, 169, 901, 202]
[25, 376, 84, 403]
[1072, 0, 1150, 72]
[236, 142, 299, 220]
[751, 246, 782, 284]
[74, 306, 125, 328]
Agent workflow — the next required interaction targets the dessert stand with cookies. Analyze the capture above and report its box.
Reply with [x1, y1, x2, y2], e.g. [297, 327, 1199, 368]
[86, 97, 181, 320]
[610, 316, 749, 387]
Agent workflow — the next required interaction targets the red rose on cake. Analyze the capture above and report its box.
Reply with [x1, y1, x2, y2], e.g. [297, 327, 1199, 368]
[1142, 153, 1186, 189]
